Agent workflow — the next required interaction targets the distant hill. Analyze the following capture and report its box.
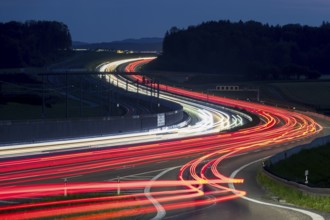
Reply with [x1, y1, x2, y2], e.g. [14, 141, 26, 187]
[72, 41, 90, 47]
[73, 37, 163, 51]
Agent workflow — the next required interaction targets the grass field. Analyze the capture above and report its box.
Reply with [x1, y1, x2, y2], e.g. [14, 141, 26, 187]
[257, 171, 330, 212]
[142, 69, 330, 119]
[147, 70, 330, 112]
[271, 81, 330, 108]
[0, 78, 114, 120]
[0, 51, 155, 120]
[0, 101, 112, 120]
[266, 143, 330, 188]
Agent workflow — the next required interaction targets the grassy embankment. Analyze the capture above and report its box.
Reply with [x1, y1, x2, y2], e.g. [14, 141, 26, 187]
[0, 51, 154, 120]
[145, 65, 330, 114]
[257, 142, 330, 212]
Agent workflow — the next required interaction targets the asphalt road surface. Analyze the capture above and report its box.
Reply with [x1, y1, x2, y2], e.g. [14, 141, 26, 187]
[0, 58, 329, 220]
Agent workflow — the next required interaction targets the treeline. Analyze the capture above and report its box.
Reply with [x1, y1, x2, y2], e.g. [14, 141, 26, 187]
[0, 21, 72, 68]
[148, 20, 330, 80]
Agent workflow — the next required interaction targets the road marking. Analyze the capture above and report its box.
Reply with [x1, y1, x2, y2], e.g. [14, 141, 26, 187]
[229, 158, 324, 220]
[144, 166, 180, 220]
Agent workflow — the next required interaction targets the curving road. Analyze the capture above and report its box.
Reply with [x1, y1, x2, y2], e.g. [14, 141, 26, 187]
[0, 58, 327, 220]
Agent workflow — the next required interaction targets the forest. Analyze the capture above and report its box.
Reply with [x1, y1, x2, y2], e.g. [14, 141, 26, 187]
[0, 20, 72, 68]
[147, 20, 330, 80]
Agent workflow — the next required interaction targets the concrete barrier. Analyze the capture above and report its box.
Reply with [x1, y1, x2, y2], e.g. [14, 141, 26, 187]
[0, 106, 184, 145]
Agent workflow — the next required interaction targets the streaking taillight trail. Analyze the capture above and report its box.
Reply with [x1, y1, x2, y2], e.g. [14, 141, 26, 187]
[0, 58, 322, 219]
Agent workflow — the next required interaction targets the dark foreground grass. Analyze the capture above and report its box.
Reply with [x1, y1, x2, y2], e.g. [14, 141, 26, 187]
[257, 171, 330, 212]
[267, 143, 330, 188]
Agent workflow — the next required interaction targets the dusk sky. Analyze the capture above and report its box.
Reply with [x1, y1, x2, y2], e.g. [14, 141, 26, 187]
[1, 0, 330, 43]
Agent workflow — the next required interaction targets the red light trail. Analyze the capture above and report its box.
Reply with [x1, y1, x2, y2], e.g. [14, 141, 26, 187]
[0, 58, 322, 219]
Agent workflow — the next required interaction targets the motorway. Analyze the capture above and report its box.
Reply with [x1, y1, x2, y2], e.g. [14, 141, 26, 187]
[0, 58, 328, 220]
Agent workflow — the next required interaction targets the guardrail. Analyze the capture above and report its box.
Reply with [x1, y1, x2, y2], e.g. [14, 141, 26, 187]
[263, 135, 330, 195]
[262, 168, 330, 196]
[0, 106, 184, 145]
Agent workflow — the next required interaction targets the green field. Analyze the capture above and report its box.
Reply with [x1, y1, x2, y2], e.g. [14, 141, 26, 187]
[266, 143, 330, 188]
[147, 69, 330, 113]
[257, 171, 330, 212]
[0, 101, 114, 120]
[270, 81, 330, 109]
[0, 51, 155, 120]
[0, 77, 118, 120]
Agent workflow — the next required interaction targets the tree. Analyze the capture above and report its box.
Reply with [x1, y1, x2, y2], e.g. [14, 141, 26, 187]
[148, 20, 326, 80]
[0, 20, 72, 68]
